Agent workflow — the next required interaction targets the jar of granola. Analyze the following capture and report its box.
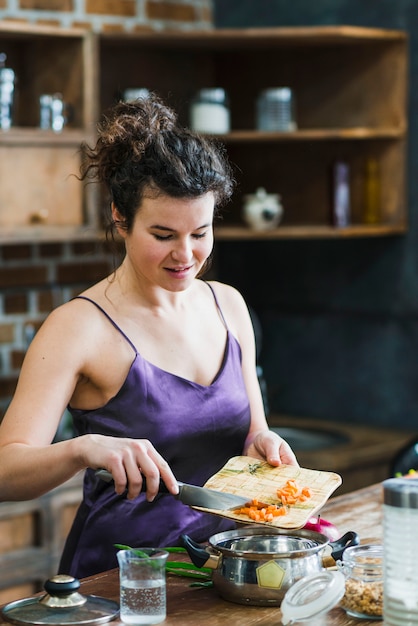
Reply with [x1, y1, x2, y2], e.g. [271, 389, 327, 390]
[338, 544, 383, 620]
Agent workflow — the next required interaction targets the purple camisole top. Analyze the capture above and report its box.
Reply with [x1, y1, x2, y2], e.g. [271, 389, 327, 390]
[59, 283, 251, 578]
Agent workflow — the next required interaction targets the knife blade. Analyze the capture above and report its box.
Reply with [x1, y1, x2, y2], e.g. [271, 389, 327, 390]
[95, 468, 249, 511]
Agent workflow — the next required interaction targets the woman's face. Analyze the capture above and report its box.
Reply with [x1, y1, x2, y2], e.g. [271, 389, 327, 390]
[117, 192, 215, 291]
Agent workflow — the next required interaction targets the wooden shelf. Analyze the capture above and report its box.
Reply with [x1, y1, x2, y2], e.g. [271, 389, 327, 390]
[0, 225, 102, 245]
[219, 127, 406, 142]
[2, 222, 403, 244]
[0, 128, 91, 146]
[99, 26, 408, 240]
[215, 222, 408, 240]
[100, 25, 406, 47]
[0, 24, 408, 242]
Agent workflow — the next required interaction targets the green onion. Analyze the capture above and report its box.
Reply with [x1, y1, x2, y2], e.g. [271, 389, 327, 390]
[114, 544, 152, 558]
[166, 567, 210, 576]
[165, 561, 211, 574]
[114, 543, 211, 580]
[162, 546, 188, 553]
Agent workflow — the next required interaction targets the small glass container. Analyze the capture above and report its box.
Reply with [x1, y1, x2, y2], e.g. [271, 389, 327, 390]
[0, 53, 15, 130]
[338, 544, 383, 620]
[39, 93, 66, 132]
[190, 88, 230, 134]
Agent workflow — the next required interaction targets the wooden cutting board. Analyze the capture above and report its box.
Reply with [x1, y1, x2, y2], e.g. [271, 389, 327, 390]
[197, 456, 342, 529]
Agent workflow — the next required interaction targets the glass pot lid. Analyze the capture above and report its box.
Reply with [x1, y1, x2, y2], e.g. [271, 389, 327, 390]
[280, 570, 345, 625]
[1, 575, 119, 626]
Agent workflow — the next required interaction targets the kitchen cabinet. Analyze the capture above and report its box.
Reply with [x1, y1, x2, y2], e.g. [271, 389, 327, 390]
[0, 22, 97, 243]
[99, 26, 408, 240]
[0, 24, 408, 242]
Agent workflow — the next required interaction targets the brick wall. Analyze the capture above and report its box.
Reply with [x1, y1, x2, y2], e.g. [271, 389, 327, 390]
[0, 0, 213, 31]
[0, 239, 124, 417]
[0, 0, 214, 415]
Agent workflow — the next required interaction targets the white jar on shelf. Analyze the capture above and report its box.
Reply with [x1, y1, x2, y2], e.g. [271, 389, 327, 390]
[190, 88, 230, 134]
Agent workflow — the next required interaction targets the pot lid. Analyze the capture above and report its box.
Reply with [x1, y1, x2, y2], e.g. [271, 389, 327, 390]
[1, 575, 119, 626]
[280, 570, 345, 625]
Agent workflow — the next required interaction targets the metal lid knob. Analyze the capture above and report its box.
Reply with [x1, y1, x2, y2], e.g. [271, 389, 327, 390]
[40, 575, 87, 608]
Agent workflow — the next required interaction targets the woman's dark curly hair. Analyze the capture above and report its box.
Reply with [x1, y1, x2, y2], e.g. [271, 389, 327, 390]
[80, 93, 235, 235]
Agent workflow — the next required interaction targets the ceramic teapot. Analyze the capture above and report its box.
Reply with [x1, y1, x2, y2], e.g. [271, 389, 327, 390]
[242, 187, 283, 230]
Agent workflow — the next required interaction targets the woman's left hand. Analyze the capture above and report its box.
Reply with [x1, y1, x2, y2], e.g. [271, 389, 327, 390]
[244, 430, 299, 467]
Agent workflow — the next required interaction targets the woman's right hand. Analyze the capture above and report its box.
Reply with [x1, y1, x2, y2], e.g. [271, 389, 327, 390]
[78, 434, 179, 501]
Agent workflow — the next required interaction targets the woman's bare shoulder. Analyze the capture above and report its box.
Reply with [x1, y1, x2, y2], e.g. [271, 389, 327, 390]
[205, 280, 251, 334]
[205, 280, 247, 309]
[35, 294, 111, 349]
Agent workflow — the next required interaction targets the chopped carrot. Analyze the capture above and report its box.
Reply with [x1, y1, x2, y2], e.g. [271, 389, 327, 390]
[276, 479, 313, 507]
[236, 498, 287, 521]
[235, 479, 313, 523]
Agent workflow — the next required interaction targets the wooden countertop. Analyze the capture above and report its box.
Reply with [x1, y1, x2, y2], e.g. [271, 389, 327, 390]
[0, 482, 384, 626]
[268, 414, 416, 494]
[268, 414, 415, 474]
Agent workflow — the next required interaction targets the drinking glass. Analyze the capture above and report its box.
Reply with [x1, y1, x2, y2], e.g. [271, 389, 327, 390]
[117, 548, 168, 625]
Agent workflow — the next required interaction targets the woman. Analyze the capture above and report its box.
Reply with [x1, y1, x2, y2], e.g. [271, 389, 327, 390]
[0, 94, 297, 578]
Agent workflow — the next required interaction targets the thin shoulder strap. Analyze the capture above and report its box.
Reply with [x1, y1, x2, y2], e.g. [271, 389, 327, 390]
[204, 282, 229, 330]
[74, 296, 137, 354]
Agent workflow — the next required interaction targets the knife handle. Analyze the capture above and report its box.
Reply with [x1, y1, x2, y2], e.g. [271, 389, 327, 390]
[95, 468, 172, 494]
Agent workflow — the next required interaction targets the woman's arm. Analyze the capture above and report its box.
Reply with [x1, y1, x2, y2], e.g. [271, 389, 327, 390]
[0, 300, 178, 502]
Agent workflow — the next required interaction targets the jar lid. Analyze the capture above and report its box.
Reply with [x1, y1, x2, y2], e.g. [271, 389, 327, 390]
[0, 68, 15, 82]
[280, 570, 345, 625]
[259, 87, 293, 101]
[194, 88, 227, 104]
[123, 88, 150, 102]
[383, 477, 418, 509]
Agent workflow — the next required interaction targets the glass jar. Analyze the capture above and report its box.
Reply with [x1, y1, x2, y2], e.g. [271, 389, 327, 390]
[190, 88, 230, 134]
[0, 53, 15, 130]
[338, 544, 383, 620]
[383, 477, 418, 625]
[256, 87, 296, 132]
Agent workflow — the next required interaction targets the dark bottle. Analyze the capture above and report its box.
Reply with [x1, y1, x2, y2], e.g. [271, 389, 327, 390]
[363, 158, 380, 224]
[332, 161, 350, 227]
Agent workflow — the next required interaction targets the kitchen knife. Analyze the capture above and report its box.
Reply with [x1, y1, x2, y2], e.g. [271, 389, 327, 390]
[95, 469, 249, 511]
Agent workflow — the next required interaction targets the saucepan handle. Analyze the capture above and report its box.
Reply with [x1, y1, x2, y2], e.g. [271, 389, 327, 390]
[181, 534, 213, 568]
[329, 531, 360, 561]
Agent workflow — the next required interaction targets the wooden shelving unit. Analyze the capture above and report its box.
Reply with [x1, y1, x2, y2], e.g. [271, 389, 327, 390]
[98, 25, 409, 239]
[0, 22, 97, 236]
[0, 24, 408, 241]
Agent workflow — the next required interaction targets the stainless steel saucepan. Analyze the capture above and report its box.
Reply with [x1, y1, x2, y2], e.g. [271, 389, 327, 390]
[182, 526, 358, 606]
